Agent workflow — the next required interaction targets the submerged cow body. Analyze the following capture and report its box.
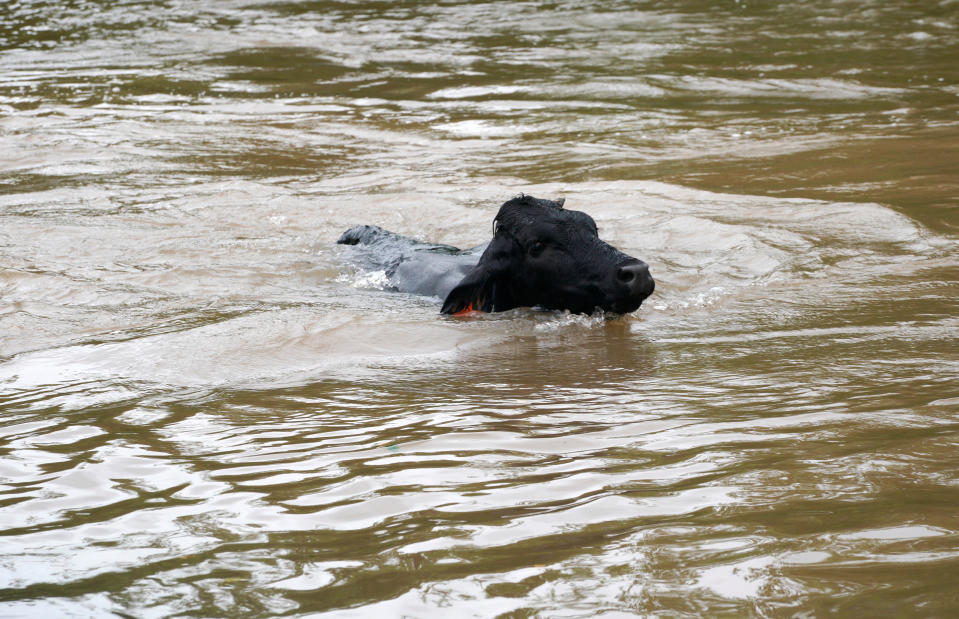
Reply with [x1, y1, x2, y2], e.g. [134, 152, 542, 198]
[337, 195, 654, 315]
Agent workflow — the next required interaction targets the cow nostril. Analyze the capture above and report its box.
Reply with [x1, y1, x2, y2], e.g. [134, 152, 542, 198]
[615, 262, 653, 299]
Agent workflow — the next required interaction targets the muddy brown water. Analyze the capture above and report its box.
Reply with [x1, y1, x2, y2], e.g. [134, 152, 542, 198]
[2, 1, 958, 616]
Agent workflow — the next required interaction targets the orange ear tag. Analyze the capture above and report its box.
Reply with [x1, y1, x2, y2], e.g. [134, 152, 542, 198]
[453, 302, 477, 316]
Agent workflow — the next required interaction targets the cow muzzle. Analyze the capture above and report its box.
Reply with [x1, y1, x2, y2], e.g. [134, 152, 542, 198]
[609, 259, 655, 313]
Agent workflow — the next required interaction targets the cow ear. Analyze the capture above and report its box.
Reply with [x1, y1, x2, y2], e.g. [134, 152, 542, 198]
[441, 265, 498, 315]
[442, 228, 516, 315]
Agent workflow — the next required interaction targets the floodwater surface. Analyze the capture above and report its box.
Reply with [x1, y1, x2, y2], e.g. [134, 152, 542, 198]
[2, 1, 958, 616]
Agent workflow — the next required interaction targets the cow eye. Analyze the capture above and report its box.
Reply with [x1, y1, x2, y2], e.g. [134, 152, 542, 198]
[528, 241, 545, 257]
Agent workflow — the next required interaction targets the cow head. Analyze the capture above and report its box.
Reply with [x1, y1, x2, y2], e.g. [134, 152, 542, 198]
[441, 195, 654, 315]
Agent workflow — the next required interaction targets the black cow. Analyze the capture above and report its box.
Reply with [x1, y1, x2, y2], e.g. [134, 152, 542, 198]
[337, 195, 654, 315]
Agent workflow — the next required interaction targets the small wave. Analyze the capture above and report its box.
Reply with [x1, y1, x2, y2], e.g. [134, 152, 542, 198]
[432, 120, 535, 138]
[531, 310, 608, 333]
[335, 269, 391, 290]
[427, 85, 531, 99]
